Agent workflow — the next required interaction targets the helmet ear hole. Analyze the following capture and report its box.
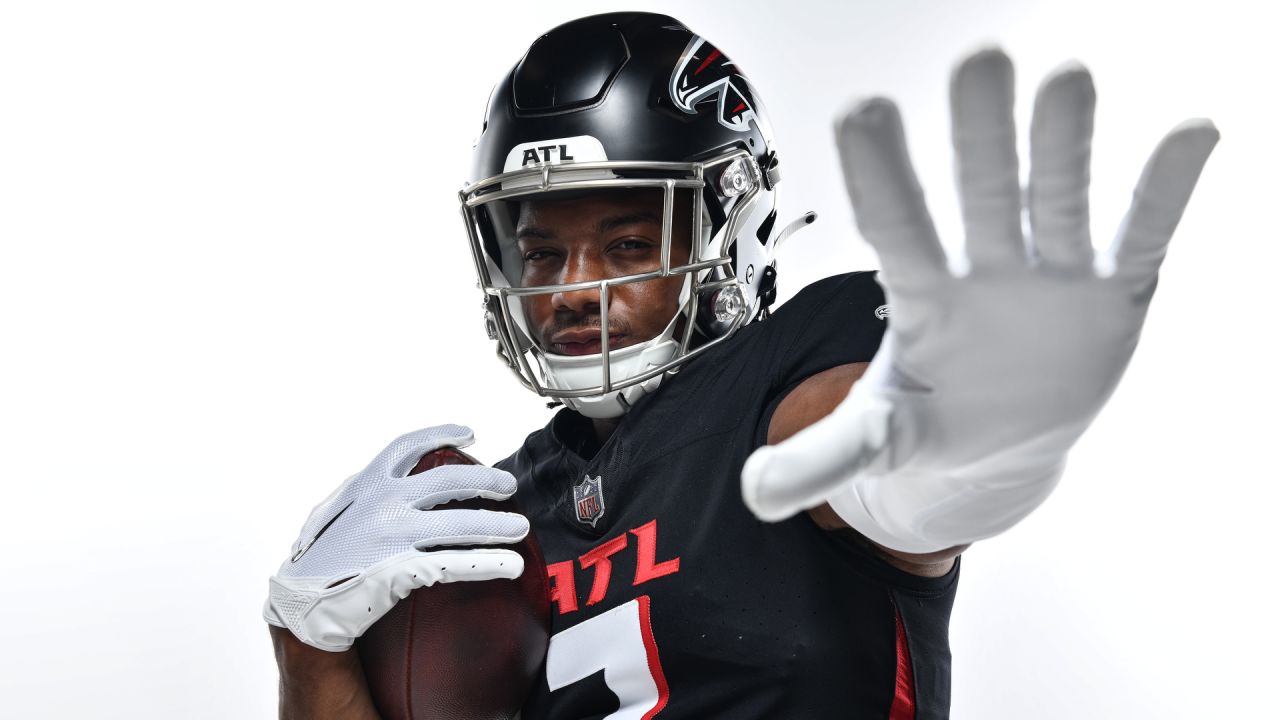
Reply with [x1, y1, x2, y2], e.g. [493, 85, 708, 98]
[755, 210, 777, 246]
[701, 183, 728, 240]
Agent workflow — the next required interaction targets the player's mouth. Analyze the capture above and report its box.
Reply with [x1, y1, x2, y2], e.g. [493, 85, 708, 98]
[549, 329, 629, 356]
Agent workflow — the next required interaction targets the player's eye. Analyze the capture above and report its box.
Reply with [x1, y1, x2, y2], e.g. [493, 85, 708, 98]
[522, 248, 559, 263]
[611, 237, 655, 252]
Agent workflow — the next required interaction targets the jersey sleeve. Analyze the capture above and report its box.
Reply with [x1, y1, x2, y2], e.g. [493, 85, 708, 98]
[756, 270, 888, 409]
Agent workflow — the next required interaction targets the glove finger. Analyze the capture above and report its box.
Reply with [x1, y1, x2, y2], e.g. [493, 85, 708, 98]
[311, 549, 526, 649]
[741, 381, 893, 522]
[1107, 119, 1219, 281]
[835, 97, 948, 290]
[398, 548, 526, 587]
[1028, 62, 1096, 270]
[373, 424, 476, 477]
[401, 508, 530, 548]
[952, 47, 1025, 269]
[407, 465, 518, 509]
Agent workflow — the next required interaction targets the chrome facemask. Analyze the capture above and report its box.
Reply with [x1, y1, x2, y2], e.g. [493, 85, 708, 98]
[460, 148, 766, 412]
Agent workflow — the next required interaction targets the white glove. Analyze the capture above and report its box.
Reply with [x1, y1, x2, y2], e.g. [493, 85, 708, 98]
[741, 49, 1218, 553]
[264, 424, 530, 651]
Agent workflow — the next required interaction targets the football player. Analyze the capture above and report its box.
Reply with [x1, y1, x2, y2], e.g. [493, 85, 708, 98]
[265, 12, 1216, 718]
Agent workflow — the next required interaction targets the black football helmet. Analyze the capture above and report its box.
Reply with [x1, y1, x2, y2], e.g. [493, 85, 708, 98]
[460, 12, 813, 417]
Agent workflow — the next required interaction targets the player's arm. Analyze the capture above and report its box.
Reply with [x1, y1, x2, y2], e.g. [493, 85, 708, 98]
[768, 361, 965, 578]
[271, 626, 381, 720]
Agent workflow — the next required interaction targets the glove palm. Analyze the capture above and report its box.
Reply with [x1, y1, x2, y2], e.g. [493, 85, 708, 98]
[742, 50, 1218, 551]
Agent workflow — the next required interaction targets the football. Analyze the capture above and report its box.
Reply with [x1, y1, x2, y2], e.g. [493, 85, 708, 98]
[356, 446, 550, 720]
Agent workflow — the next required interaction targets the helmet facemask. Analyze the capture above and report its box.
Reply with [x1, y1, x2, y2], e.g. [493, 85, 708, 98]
[461, 149, 772, 417]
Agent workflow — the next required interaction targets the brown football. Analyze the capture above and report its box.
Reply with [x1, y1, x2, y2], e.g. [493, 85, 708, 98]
[356, 447, 549, 720]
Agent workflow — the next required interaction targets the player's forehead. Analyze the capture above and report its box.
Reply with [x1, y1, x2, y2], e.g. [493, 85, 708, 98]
[514, 188, 666, 238]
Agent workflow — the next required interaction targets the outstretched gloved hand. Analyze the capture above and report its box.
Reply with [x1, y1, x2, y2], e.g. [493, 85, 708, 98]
[265, 424, 529, 651]
[742, 49, 1218, 553]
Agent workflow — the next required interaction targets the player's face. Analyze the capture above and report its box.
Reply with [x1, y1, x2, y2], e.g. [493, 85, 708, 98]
[515, 190, 693, 356]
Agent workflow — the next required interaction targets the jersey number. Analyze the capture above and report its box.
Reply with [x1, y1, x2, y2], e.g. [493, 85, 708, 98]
[544, 595, 670, 719]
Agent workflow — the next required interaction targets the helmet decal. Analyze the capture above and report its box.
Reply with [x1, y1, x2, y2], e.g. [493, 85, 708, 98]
[669, 37, 759, 133]
[502, 135, 608, 172]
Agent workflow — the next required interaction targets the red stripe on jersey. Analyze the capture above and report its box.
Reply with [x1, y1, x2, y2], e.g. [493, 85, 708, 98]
[889, 604, 916, 720]
[637, 595, 671, 719]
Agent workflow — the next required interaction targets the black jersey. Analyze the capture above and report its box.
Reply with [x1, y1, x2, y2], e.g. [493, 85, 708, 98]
[496, 272, 959, 719]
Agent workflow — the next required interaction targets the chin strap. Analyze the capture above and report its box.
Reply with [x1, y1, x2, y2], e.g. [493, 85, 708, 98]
[756, 265, 778, 320]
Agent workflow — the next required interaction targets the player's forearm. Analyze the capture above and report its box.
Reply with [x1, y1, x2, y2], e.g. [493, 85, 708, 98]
[270, 625, 381, 720]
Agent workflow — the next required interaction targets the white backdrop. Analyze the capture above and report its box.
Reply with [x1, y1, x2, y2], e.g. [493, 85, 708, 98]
[1, 1, 1274, 717]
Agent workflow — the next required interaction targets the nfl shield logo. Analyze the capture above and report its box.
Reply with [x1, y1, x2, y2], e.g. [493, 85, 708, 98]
[574, 474, 605, 528]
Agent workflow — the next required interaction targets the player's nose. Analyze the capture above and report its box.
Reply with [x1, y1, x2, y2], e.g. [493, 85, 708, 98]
[550, 251, 607, 314]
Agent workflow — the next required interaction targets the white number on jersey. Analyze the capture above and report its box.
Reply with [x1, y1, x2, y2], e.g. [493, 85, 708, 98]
[544, 595, 670, 719]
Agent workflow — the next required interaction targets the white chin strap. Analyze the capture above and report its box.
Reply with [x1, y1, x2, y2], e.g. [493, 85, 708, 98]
[537, 337, 680, 419]
[529, 271, 695, 419]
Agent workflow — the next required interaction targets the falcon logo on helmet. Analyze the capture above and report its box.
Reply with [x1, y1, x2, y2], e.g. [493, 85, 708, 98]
[669, 37, 760, 133]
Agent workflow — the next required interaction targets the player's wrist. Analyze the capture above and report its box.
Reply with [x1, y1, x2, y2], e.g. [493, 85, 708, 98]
[825, 450, 1067, 554]
[270, 625, 382, 720]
